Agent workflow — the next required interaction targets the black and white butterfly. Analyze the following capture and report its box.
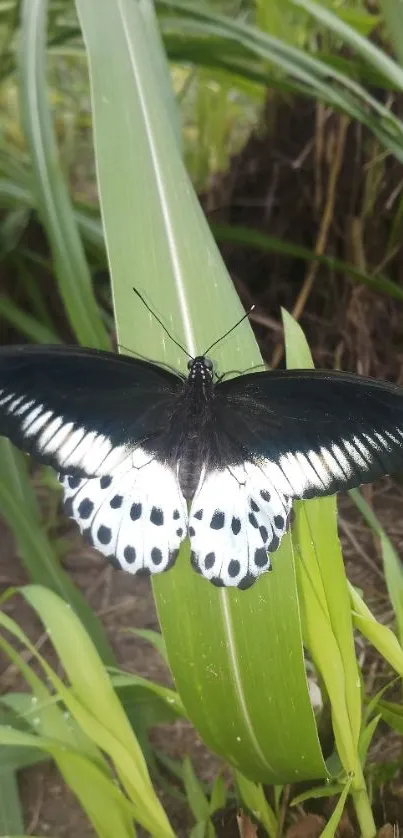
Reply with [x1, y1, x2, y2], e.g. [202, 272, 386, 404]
[1, 342, 403, 588]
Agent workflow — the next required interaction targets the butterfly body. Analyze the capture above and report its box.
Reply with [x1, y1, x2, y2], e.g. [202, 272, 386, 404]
[1, 343, 403, 588]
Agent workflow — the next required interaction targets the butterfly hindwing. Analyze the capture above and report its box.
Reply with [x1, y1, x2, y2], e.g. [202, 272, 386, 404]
[60, 451, 188, 576]
[188, 463, 292, 588]
[0, 345, 182, 476]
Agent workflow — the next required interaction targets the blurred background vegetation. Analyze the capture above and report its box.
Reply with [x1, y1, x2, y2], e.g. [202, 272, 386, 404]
[2, 0, 403, 836]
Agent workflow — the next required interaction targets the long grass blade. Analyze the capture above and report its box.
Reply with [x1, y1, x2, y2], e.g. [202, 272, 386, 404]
[18, 0, 110, 349]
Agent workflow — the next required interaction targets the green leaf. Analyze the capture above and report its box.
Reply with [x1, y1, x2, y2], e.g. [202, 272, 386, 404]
[0, 771, 24, 836]
[0, 620, 133, 838]
[350, 489, 403, 646]
[380, 0, 403, 67]
[235, 771, 277, 838]
[283, 311, 361, 775]
[349, 584, 403, 675]
[123, 628, 168, 663]
[291, 784, 345, 805]
[320, 775, 353, 838]
[18, 585, 174, 838]
[282, 315, 376, 835]
[290, 0, 403, 90]
[183, 756, 211, 821]
[359, 714, 381, 765]
[0, 295, 62, 344]
[110, 670, 185, 728]
[18, 0, 109, 349]
[213, 224, 403, 302]
[0, 439, 115, 665]
[157, 0, 403, 161]
[76, 0, 326, 786]
[209, 774, 226, 814]
[377, 699, 403, 734]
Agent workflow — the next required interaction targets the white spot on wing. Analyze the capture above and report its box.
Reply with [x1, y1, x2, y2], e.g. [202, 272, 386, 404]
[343, 439, 367, 469]
[8, 395, 25, 413]
[0, 392, 13, 407]
[58, 427, 86, 464]
[25, 409, 53, 437]
[38, 416, 64, 450]
[14, 398, 35, 416]
[352, 435, 371, 462]
[21, 404, 43, 430]
[330, 444, 352, 478]
[41, 420, 75, 454]
[319, 446, 345, 480]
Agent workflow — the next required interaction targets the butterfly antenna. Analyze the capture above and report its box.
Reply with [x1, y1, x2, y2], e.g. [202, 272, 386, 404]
[132, 286, 193, 360]
[203, 305, 255, 356]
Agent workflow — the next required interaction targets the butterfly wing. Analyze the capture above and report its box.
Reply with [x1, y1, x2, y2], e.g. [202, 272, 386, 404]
[0, 345, 183, 475]
[216, 369, 403, 498]
[188, 368, 403, 588]
[0, 345, 188, 577]
[60, 461, 188, 576]
[189, 464, 292, 589]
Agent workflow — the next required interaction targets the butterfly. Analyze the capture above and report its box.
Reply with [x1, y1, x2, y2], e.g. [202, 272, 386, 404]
[0, 341, 403, 589]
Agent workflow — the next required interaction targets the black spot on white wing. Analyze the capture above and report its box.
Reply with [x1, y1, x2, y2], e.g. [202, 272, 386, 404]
[60, 455, 188, 576]
[188, 462, 292, 588]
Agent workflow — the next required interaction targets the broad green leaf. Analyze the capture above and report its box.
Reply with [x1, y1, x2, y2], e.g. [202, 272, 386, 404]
[75, 0, 326, 785]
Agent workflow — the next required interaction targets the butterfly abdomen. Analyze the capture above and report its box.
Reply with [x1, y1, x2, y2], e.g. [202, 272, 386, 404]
[167, 364, 216, 500]
[177, 434, 206, 499]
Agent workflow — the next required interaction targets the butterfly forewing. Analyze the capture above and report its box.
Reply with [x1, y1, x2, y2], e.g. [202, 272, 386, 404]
[216, 369, 403, 500]
[0, 345, 183, 476]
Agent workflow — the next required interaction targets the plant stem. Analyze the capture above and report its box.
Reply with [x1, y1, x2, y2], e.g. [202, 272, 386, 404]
[351, 766, 376, 838]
